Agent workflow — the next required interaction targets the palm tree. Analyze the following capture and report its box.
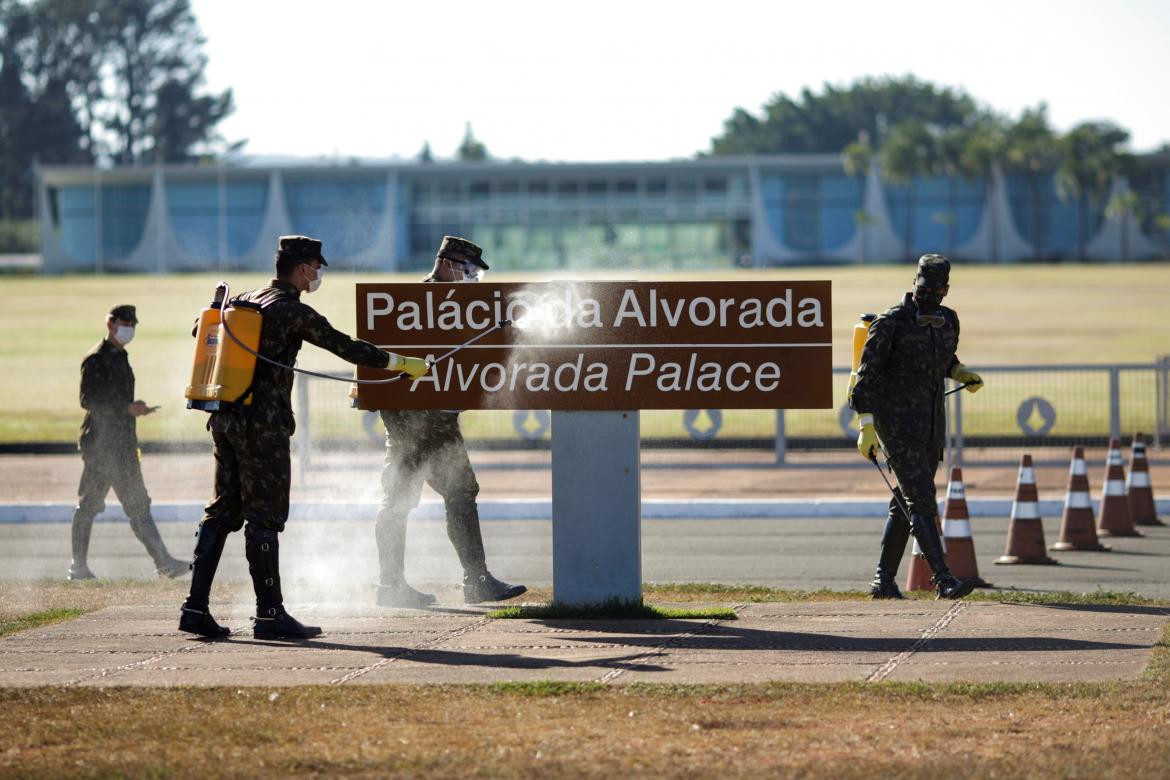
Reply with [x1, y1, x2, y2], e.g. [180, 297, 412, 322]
[842, 130, 874, 262]
[880, 120, 939, 261]
[957, 116, 1007, 261]
[1003, 106, 1060, 260]
[1056, 121, 1131, 260]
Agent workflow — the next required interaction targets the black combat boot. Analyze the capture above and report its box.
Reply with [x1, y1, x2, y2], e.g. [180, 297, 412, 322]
[128, 513, 190, 578]
[446, 501, 527, 604]
[179, 522, 231, 638]
[67, 509, 98, 581]
[463, 571, 527, 604]
[245, 524, 321, 640]
[374, 508, 436, 608]
[910, 512, 977, 600]
[869, 509, 911, 599]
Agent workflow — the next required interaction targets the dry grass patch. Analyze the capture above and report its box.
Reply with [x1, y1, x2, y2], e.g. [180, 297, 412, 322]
[1, 680, 1169, 779]
[0, 578, 248, 626]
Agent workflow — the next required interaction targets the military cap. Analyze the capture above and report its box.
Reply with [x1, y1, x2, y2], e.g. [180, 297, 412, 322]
[437, 235, 489, 270]
[914, 253, 950, 287]
[278, 235, 328, 266]
[108, 304, 138, 324]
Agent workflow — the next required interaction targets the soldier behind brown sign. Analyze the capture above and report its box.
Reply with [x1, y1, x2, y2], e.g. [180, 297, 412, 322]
[849, 254, 985, 600]
[179, 235, 431, 640]
[373, 236, 526, 608]
[69, 304, 189, 581]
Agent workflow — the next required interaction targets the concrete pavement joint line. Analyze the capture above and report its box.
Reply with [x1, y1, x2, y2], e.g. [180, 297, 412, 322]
[595, 602, 748, 684]
[63, 621, 251, 686]
[866, 602, 966, 683]
[329, 616, 493, 685]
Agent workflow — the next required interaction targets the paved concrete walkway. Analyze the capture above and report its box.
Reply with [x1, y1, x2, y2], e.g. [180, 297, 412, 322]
[3, 601, 1165, 687]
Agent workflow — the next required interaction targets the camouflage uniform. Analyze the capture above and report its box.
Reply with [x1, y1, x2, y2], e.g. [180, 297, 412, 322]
[182, 238, 392, 638]
[850, 291, 960, 517]
[374, 237, 524, 606]
[202, 279, 389, 534]
[70, 309, 186, 579]
[850, 254, 975, 599]
[376, 409, 488, 583]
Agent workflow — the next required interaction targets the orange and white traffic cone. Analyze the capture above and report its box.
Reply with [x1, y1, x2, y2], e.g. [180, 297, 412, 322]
[996, 454, 1059, 565]
[1051, 447, 1110, 551]
[905, 514, 942, 593]
[1129, 433, 1165, 527]
[1098, 437, 1142, 538]
[941, 467, 990, 586]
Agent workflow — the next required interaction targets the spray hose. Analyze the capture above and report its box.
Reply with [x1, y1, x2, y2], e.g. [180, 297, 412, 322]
[869, 447, 914, 525]
[215, 281, 512, 385]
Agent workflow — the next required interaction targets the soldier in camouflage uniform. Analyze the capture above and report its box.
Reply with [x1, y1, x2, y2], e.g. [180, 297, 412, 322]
[849, 254, 985, 600]
[179, 236, 430, 639]
[69, 305, 189, 581]
[374, 236, 526, 608]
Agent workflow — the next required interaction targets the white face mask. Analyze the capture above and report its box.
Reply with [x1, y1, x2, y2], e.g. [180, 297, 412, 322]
[305, 265, 323, 293]
[115, 325, 135, 345]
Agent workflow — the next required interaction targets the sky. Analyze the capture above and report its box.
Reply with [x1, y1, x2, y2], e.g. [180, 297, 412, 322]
[191, 0, 1170, 163]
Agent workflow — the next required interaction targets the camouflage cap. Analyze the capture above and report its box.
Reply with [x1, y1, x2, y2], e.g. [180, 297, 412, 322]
[278, 235, 328, 266]
[914, 253, 951, 287]
[437, 235, 489, 270]
[108, 304, 138, 324]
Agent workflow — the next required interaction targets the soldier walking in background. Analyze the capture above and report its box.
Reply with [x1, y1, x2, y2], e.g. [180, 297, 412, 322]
[69, 305, 189, 581]
[374, 236, 526, 608]
[850, 254, 984, 600]
[179, 236, 430, 640]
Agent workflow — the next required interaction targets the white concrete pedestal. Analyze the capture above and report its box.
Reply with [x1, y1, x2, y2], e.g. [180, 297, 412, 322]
[550, 410, 642, 605]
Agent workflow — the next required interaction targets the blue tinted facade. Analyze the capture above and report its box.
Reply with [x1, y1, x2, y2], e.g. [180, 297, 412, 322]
[36, 155, 1170, 273]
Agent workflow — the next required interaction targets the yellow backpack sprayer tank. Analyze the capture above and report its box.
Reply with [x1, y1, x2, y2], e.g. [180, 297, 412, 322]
[185, 283, 264, 412]
[847, 313, 877, 403]
[185, 283, 226, 409]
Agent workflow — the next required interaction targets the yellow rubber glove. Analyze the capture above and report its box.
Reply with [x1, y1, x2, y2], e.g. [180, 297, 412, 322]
[856, 413, 880, 461]
[950, 363, 984, 393]
[388, 352, 430, 380]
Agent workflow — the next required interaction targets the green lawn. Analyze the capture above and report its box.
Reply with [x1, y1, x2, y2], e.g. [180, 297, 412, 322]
[4, 263, 1168, 443]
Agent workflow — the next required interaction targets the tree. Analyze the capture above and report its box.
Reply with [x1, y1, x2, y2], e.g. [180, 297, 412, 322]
[12, 0, 236, 166]
[709, 75, 978, 155]
[0, 0, 88, 218]
[417, 141, 433, 163]
[1002, 105, 1061, 259]
[1056, 121, 1131, 259]
[880, 120, 940, 259]
[457, 122, 487, 161]
[842, 130, 874, 262]
[956, 117, 1007, 261]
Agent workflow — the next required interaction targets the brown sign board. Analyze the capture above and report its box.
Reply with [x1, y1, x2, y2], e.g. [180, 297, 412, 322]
[354, 281, 832, 411]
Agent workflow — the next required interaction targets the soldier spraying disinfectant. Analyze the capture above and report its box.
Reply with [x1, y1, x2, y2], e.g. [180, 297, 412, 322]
[849, 254, 984, 600]
[179, 236, 430, 640]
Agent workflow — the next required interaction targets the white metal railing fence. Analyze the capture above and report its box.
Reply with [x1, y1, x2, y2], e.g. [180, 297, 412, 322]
[293, 358, 1170, 469]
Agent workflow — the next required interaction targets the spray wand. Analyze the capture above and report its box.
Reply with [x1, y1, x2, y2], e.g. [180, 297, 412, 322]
[425, 319, 512, 369]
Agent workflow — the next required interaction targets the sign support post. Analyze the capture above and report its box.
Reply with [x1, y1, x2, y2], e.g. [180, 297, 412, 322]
[551, 410, 641, 605]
